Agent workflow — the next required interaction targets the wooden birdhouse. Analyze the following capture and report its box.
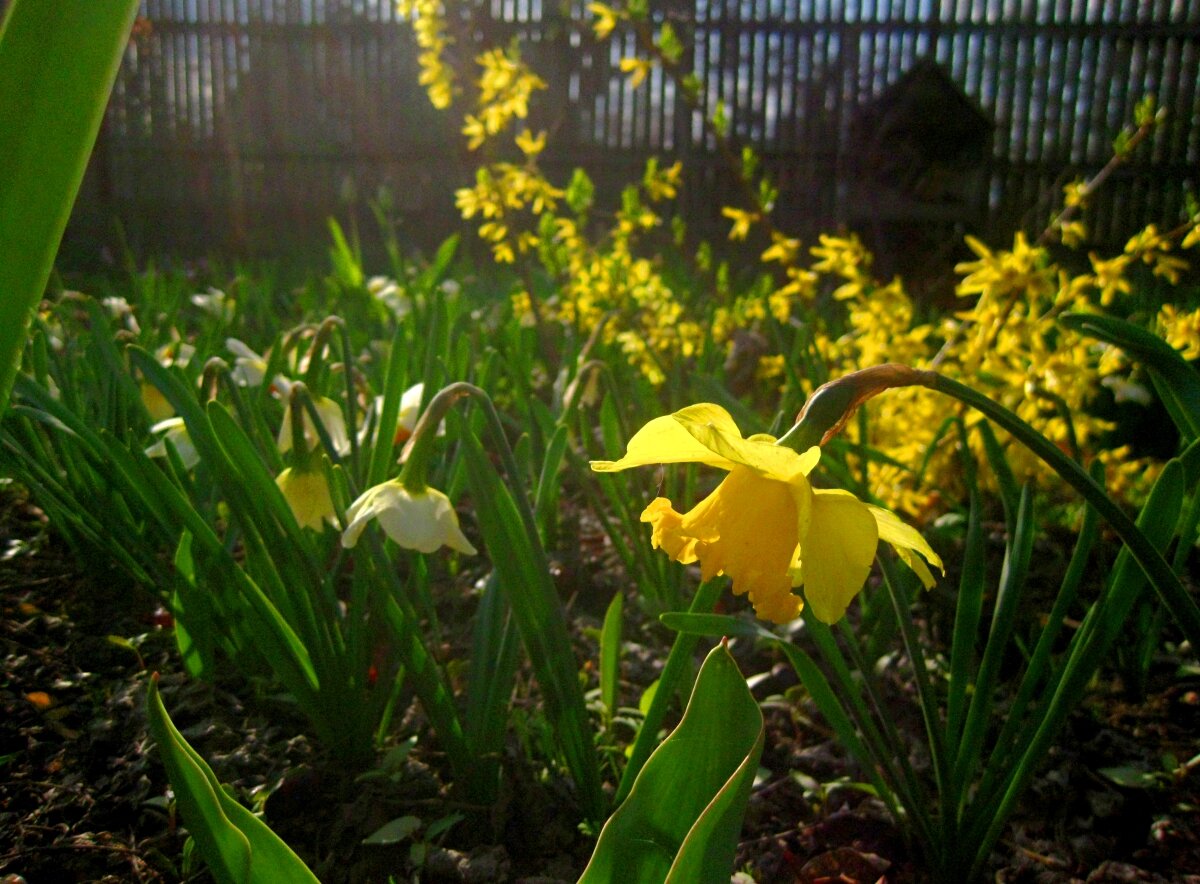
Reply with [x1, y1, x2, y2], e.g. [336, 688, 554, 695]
[844, 59, 994, 286]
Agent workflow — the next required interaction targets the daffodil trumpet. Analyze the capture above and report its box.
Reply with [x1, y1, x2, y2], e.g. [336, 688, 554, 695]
[591, 401, 943, 624]
[276, 457, 338, 531]
[272, 387, 340, 531]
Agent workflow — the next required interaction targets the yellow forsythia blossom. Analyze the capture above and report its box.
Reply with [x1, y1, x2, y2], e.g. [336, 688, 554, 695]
[588, 2, 620, 40]
[1158, 304, 1200, 360]
[618, 57, 653, 89]
[398, 0, 455, 109]
[721, 207, 757, 241]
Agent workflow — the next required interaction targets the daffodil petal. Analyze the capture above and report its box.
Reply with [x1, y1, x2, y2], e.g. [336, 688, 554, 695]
[674, 406, 818, 482]
[591, 402, 820, 484]
[340, 484, 389, 548]
[145, 418, 200, 470]
[867, 503, 944, 585]
[590, 405, 737, 472]
[276, 467, 336, 531]
[397, 382, 425, 433]
[802, 489, 879, 623]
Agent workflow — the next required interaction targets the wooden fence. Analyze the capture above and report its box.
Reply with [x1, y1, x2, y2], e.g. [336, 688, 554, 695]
[65, 0, 1200, 268]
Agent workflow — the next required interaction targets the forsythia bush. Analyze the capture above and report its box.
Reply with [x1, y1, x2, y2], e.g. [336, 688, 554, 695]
[397, 0, 1200, 517]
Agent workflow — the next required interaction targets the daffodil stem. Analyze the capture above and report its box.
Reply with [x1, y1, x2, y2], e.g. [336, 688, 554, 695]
[923, 371, 1200, 651]
[777, 364, 934, 453]
[303, 314, 343, 389]
[337, 323, 361, 479]
[398, 383, 470, 494]
[876, 554, 956, 869]
[289, 383, 310, 461]
[401, 382, 543, 542]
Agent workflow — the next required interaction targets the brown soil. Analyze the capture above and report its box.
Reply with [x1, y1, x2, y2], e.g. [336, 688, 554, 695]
[2, 487, 1199, 884]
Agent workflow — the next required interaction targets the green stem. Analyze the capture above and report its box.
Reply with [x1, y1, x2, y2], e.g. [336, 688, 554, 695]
[924, 372, 1200, 651]
[876, 555, 954, 869]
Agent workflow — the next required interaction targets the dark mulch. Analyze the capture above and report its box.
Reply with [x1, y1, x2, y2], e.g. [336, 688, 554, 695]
[2, 485, 1199, 883]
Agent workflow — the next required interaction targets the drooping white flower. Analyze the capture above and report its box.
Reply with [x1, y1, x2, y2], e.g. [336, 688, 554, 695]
[356, 383, 432, 451]
[191, 287, 235, 323]
[366, 275, 413, 320]
[102, 296, 141, 334]
[145, 417, 200, 471]
[340, 480, 476, 555]
[277, 395, 352, 457]
[226, 338, 270, 387]
[396, 382, 425, 443]
[140, 382, 174, 423]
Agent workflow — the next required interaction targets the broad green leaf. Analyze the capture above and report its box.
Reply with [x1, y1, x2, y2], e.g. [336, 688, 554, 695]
[580, 642, 763, 884]
[0, 0, 140, 412]
[146, 676, 320, 884]
[662, 610, 927, 844]
[615, 579, 724, 805]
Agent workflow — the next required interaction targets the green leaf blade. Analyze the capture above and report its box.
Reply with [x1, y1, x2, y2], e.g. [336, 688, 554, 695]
[580, 642, 764, 884]
[0, 0, 141, 411]
[146, 677, 320, 884]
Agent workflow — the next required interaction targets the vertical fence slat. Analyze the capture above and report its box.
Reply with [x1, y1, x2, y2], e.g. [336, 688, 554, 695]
[82, 0, 1200, 257]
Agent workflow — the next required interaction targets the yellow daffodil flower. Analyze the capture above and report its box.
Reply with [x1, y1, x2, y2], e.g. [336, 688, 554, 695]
[145, 417, 200, 471]
[591, 404, 942, 624]
[340, 481, 476, 555]
[140, 382, 174, 423]
[276, 465, 336, 531]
